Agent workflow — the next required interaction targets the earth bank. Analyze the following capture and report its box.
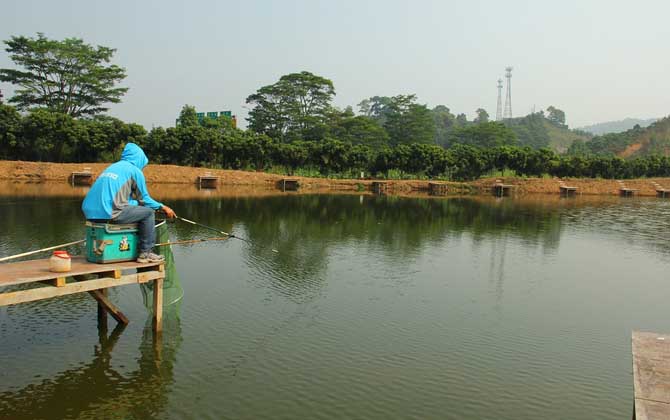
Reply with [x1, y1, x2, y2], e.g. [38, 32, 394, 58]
[0, 160, 666, 196]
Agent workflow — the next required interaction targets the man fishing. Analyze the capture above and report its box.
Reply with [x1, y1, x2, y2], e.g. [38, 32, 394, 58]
[82, 143, 176, 263]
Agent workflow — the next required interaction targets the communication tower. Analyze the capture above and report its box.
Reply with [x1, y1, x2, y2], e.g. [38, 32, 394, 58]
[503, 67, 513, 120]
[495, 79, 503, 121]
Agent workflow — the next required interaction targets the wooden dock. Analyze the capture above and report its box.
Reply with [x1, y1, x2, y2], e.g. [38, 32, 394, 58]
[558, 179, 578, 196]
[492, 181, 516, 197]
[428, 182, 448, 196]
[371, 181, 390, 195]
[197, 173, 219, 189]
[0, 256, 166, 332]
[279, 178, 299, 192]
[650, 181, 670, 198]
[69, 168, 93, 186]
[632, 331, 670, 419]
[617, 180, 638, 197]
[559, 185, 578, 196]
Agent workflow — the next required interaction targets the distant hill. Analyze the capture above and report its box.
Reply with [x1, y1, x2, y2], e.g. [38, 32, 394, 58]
[568, 116, 670, 157]
[505, 113, 591, 153]
[577, 118, 658, 135]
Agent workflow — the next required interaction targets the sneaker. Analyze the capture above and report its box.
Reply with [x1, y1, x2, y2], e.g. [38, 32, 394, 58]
[137, 252, 165, 263]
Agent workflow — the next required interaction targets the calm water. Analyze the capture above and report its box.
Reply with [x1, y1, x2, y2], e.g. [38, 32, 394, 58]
[2, 188, 670, 419]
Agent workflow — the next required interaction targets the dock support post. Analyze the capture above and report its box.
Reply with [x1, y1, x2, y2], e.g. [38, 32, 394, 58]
[153, 277, 163, 333]
[89, 289, 129, 325]
[97, 288, 108, 331]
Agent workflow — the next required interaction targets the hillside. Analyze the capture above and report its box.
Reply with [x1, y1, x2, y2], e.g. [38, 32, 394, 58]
[506, 113, 590, 153]
[577, 118, 658, 135]
[568, 116, 670, 157]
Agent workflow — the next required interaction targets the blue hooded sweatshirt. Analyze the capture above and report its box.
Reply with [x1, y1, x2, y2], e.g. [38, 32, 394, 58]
[82, 143, 163, 220]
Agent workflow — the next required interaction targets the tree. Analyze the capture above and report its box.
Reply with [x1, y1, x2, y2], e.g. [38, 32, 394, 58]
[77, 116, 144, 162]
[0, 33, 128, 117]
[431, 105, 456, 147]
[0, 104, 22, 159]
[246, 71, 335, 142]
[357, 96, 393, 125]
[21, 109, 88, 161]
[327, 111, 389, 149]
[546, 106, 566, 127]
[455, 113, 468, 126]
[176, 105, 199, 127]
[375, 95, 435, 146]
[474, 108, 489, 124]
[507, 112, 550, 149]
[448, 122, 518, 149]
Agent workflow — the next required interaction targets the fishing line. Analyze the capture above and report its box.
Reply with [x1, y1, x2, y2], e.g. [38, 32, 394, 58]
[175, 216, 279, 253]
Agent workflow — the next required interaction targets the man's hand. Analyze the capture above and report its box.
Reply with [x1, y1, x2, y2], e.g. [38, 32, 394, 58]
[161, 205, 177, 219]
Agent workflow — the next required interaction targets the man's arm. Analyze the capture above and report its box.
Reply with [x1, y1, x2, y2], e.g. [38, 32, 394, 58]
[133, 170, 176, 218]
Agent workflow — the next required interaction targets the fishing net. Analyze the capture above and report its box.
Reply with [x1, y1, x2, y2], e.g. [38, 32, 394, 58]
[140, 221, 184, 310]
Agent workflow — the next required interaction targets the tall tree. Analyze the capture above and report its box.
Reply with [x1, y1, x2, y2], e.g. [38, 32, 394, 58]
[474, 108, 489, 124]
[455, 113, 469, 126]
[448, 122, 518, 149]
[385, 100, 435, 145]
[357, 96, 393, 125]
[328, 111, 389, 149]
[177, 105, 199, 127]
[546, 106, 566, 126]
[0, 33, 128, 117]
[359, 95, 435, 145]
[246, 71, 335, 142]
[431, 105, 456, 147]
[0, 104, 22, 158]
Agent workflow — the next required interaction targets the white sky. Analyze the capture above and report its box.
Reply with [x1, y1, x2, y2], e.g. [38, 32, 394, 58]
[1, 0, 669, 128]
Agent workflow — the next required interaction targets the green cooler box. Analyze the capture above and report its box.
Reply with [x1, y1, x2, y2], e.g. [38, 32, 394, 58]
[86, 222, 139, 263]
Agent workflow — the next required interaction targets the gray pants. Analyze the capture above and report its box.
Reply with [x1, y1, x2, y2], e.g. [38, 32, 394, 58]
[112, 206, 155, 253]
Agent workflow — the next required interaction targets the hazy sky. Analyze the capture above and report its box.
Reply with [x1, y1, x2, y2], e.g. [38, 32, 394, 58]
[1, 0, 669, 129]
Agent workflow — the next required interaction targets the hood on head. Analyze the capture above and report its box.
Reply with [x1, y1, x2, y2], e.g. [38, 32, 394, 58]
[121, 143, 149, 169]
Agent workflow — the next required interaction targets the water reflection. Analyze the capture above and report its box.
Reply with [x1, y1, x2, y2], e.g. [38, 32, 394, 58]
[0, 314, 181, 420]
[0, 217, 183, 420]
[4, 186, 670, 419]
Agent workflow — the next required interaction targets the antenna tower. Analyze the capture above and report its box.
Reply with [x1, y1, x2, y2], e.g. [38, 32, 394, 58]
[495, 79, 503, 121]
[503, 67, 513, 120]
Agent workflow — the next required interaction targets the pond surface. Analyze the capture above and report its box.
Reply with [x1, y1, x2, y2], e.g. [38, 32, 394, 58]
[2, 188, 670, 419]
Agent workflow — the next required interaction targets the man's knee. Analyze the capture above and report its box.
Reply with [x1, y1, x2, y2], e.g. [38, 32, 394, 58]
[137, 206, 155, 220]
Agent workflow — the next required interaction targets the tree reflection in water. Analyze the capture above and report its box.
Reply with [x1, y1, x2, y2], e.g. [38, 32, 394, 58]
[0, 313, 182, 420]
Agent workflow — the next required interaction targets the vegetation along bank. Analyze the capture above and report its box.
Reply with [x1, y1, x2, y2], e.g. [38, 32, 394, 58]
[2, 34, 670, 184]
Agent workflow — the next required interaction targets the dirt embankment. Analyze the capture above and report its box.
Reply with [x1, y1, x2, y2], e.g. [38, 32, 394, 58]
[1, 160, 668, 197]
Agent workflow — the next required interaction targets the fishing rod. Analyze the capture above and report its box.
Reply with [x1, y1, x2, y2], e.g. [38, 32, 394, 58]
[176, 217, 248, 243]
[153, 236, 231, 248]
[0, 239, 86, 263]
[174, 216, 278, 252]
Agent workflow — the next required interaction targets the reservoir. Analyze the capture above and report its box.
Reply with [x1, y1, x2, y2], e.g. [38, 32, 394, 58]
[1, 186, 669, 419]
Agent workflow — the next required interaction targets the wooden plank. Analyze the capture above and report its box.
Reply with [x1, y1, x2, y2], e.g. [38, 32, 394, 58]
[88, 289, 129, 325]
[635, 400, 670, 420]
[632, 331, 670, 420]
[153, 277, 163, 333]
[0, 256, 162, 288]
[0, 271, 163, 306]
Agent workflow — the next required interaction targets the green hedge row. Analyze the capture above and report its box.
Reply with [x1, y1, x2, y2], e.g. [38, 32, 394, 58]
[3, 106, 670, 180]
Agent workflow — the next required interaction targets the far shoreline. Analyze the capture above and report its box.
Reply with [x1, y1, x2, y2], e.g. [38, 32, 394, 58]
[1, 160, 668, 197]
